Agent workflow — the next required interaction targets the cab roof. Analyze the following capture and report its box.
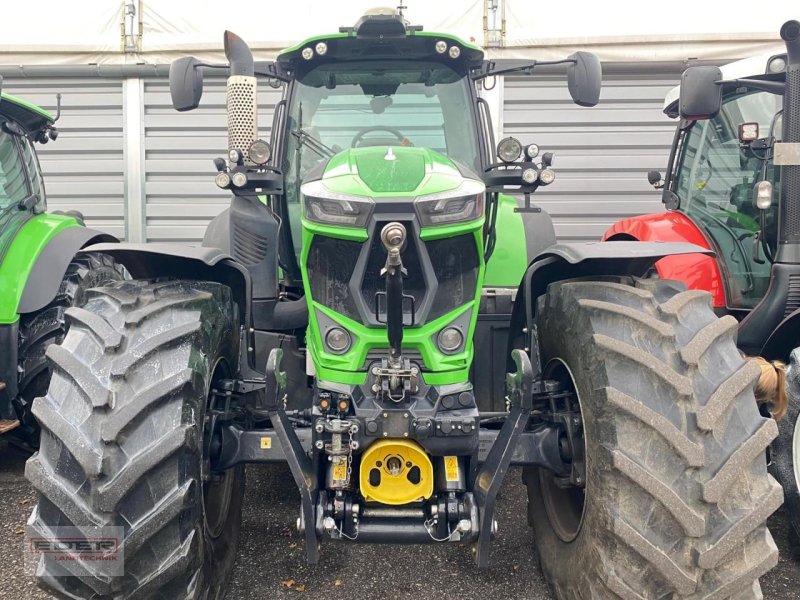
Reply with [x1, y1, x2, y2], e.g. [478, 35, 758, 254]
[0, 92, 53, 133]
[663, 54, 784, 117]
[277, 10, 483, 72]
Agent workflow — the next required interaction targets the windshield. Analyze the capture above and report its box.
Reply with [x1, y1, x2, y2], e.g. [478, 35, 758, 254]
[674, 90, 782, 309]
[283, 60, 481, 251]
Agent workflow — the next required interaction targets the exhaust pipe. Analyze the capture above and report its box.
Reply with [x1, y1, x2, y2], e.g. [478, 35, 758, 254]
[223, 31, 258, 165]
[777, 20, 800, 262]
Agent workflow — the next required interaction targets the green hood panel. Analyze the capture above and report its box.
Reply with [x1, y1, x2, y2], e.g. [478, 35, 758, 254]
[354, 148, 425, 193]
[320, 146, 466, 198]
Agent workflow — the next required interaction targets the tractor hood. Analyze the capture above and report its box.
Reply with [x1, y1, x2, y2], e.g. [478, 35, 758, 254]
[312, 146, 476, 198]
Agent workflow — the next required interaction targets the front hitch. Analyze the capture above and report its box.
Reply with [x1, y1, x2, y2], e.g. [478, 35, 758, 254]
[372, 222, 419, 402]
[380, 222, 407, 366]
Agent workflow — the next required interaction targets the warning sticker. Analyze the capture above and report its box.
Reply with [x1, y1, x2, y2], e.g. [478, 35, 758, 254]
[333, 461, 347, 481]
[444, 456, 459, 482]
[260, 437, 272, 449]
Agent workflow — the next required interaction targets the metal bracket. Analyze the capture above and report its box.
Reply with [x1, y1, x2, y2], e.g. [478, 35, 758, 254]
[264, 348, 320, 563]
[471, 348, 533, 567]
[371, 358, 419, 402]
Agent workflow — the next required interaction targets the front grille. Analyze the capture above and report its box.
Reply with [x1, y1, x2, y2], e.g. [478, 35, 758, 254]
[427, 234, 480, 320]
[361, 221, 425, 321]
[306, 236, 363, 320]
[307, 222, 480, 328]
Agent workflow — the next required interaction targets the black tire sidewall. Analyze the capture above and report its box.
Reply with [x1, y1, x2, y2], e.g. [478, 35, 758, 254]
[525, 303, 614, 592]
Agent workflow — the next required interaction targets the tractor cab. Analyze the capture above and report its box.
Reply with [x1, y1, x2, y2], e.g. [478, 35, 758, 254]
[660, 56, 786, 310]
[0, 88, 57, 262]
[604, 19, 800, 357]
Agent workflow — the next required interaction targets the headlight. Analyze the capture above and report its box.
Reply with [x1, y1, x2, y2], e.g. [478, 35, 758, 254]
[539, 168, 556, 185]
[437, 327, 464, 354]
[231, 171, 248, 187]
[415, 180, 485, 227]
[215, 172, 231, 189]
[325, 327, 351, 354]
[497, 137, 522, 163]
[767, 54, 787, 73]
[248, 139, 271, 165]
[301, 180, 374, 227]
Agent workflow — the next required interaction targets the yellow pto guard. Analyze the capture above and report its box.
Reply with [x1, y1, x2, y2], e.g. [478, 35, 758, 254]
[359, 439, 433, 505]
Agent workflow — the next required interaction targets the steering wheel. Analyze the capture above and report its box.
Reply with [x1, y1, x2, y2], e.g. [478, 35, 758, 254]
[351, 126, 409, 148]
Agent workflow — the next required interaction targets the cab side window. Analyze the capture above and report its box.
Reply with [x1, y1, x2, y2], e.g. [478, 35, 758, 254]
[0, 129, 29, 208]
[18, 135, 45, 208]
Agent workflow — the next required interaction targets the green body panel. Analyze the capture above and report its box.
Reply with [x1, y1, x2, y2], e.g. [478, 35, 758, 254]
[303, 225, 485, 387]
[0, 213, 79, 324]
[0, 93, 53, 122]
[278, 30, 482, 62]
[483, 194, 530, 287]
[0, 92, 54, 134]
[321, 147, 466, 198]
[300, 146, 486, 387]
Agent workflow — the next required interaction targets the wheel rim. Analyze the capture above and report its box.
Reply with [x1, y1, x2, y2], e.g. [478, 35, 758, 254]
[202, 361, 235, 539]
[538, 358, 587, 543]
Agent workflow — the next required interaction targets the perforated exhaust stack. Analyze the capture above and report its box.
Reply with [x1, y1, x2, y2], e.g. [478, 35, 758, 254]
[223, 31, 258, 165]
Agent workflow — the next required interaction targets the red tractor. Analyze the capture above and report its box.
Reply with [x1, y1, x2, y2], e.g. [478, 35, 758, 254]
[604, 20, 800, 545]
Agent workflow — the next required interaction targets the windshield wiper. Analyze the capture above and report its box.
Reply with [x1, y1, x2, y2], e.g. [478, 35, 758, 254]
[291, 128, 336, 159]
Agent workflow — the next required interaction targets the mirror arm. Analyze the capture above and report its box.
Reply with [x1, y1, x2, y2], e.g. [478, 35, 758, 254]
[472, 58, 576, 80]
[190, 60, 291, 83]
[719, 78, 785, 95]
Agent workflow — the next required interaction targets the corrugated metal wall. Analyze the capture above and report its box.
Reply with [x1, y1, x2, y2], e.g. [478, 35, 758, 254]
[1, 77, 126, 240]
[143, 77, 282, 243]
[3, 64, 686, 245]
[502, 65, 683, 242]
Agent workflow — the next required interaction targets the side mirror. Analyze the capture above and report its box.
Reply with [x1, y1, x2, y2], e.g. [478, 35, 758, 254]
[567, 52, 601, 107]
[169, 57, 204, 112]
[679, 66, 722, 120]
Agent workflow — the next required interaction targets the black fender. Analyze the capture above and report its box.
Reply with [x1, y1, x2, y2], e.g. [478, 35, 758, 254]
[202, 208, 231, 253]
[81, 242, 253, 327]
[520, 208, 557, 264]
[508, 241, 714, 374]
[17, 227, 117, 314]
[760, 307, 800, 361]
[80, 242, 308, 333]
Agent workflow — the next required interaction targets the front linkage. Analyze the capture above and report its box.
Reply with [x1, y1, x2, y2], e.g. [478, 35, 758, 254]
[211, 337, 582, 566]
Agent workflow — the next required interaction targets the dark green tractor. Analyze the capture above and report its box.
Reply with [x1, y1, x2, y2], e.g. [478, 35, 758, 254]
[25, 10, 781, 599]
[0, 85, 124, 449]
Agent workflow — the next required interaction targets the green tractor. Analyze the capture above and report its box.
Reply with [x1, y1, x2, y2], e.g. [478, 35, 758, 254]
[26, 10, 782, 599]
[0, 84, 125, 449]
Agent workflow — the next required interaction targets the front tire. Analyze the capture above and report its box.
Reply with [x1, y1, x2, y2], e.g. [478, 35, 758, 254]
[526, 278, 781, 599]
[26, 279, 244, 599]
[775, 348, 800, 551]
[13, 253, 126, 449]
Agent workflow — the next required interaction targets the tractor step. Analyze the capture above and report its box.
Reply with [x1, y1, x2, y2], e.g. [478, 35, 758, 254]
[0, 419, 20, 433]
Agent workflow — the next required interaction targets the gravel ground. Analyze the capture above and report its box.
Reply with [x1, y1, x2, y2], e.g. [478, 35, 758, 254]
[1, 444, 798, 599]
